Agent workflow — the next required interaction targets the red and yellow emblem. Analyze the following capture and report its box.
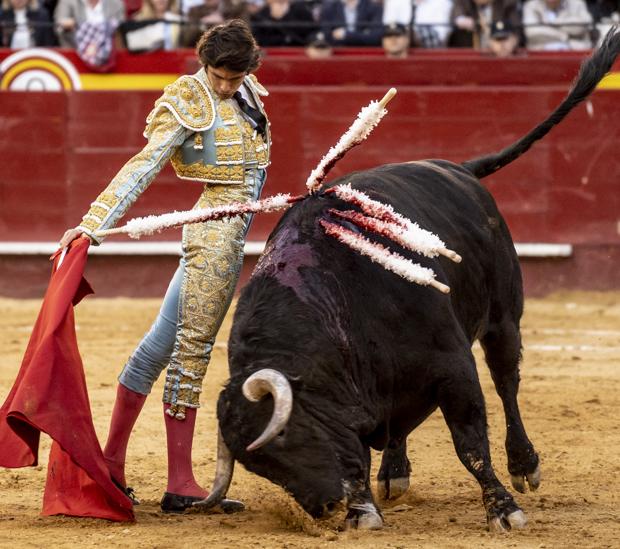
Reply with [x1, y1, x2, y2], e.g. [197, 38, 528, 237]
[0, 48, 82, 91]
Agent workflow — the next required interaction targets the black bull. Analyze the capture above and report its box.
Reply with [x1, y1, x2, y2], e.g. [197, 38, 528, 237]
[199, 29, 620, 531]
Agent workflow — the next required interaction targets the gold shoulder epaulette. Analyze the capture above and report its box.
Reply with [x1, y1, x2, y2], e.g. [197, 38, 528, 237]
[146, 75, 216, 134]
[245, 74, 269, 97]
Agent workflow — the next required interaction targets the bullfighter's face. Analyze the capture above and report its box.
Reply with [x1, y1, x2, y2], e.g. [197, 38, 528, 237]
[206, 65, 246, 101]
[217, 383, 351, 518]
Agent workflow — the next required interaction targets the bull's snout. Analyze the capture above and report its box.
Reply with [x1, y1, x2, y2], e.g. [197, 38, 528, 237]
[307, 498, 345, 519]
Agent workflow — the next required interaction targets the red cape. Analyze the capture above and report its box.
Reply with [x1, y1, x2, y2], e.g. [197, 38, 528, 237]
[0, 238, 134, 521]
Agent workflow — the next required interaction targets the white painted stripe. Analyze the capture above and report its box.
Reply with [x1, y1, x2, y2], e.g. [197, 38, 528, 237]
[0, 241, 266, 256]
[472, 341, 619, 353]
[514, 243, 572, 257]
[522, 328, 620, 337]
[527, 344, 620, 353]
[0, 241, 571, 258]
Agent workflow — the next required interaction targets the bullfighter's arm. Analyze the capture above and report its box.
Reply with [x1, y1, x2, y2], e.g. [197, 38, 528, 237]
[77, 109, 191, 245]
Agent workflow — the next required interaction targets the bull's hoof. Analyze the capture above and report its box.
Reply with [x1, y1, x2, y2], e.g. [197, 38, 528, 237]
[376, 476, 410, 501]
[344, 504, 384, 530]
[510, 465, 541, 494]
[488, 508, 528, 533]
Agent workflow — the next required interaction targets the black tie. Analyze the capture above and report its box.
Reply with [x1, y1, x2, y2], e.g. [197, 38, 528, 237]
[233, 91, 267, 139]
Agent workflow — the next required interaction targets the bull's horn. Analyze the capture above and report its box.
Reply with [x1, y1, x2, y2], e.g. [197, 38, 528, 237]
[192, 429, 234, 510]
[243, 368, 293, 451]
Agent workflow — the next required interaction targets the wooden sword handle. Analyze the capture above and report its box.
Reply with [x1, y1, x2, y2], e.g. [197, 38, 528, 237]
[93, 227, 126, 237]
[378, 88, 397, 109]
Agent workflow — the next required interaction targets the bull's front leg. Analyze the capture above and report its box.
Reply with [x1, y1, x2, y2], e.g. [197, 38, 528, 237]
[439, 360, 527, 532]
[343, 447, 383, 530]
[377, 439, 411, 500]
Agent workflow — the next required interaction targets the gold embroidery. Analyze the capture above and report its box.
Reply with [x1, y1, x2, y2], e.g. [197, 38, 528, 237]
[255, 134, 268, 166]
[151, 76, 215, 131]
[88, 205, 109, 220]
[78, 218, 100, 232]
[216, 143, 244, 164]
[214, 125, 242, 143]
[180, 85, 192, 101]
[217, 103, 235, 121]
[171, 150, 245, 183]
[97, 191, 120, 208]
[193, 133, 203, 150]
[163, 176, 260, 415]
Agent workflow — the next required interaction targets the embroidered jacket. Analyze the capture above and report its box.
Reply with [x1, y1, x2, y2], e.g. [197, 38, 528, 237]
[77, 69, 270, 243]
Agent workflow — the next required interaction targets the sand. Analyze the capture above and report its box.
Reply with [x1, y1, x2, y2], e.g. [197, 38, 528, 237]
[0, 291, 618, 548]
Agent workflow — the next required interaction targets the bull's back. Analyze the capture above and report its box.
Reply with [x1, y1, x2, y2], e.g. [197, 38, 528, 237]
[258, 159, 521, 345]
[325, 160, 522, 340]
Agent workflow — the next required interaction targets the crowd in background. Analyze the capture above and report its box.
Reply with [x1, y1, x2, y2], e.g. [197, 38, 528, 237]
[0, 0, 619, 67]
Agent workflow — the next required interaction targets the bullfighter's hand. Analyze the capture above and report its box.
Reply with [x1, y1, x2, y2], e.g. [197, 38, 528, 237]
[60, 228, 92, 248]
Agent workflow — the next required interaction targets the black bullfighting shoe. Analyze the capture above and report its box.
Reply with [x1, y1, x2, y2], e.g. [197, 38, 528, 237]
[160, 492, 245, 514]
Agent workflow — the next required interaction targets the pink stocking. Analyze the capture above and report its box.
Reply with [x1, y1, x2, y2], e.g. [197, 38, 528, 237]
[164, 403, 208, 497]
[102, 384, 147, 488]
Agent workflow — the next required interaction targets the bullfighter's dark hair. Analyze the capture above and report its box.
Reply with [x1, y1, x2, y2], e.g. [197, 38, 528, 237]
[196, 19, 261, 74]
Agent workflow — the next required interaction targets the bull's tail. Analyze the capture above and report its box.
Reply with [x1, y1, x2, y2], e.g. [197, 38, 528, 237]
[462, 26, 620, 180]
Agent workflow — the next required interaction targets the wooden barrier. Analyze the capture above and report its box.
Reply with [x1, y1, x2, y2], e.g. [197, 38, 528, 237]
[1, 49, 619, 297]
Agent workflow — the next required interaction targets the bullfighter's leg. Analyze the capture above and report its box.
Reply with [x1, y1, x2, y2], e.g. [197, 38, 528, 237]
[105, 262, 185, 493]
[344, 447, 383, 530]
[438, 362, 527, 532]
[480, 320, 540, 493]
[376, 439, 411, 500]
[161, 173, 264, 508]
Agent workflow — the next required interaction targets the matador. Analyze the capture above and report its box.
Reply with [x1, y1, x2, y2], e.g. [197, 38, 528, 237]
[60, 20, 269, 513]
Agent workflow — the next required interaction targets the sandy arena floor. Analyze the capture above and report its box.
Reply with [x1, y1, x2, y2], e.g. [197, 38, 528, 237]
[0, 292, 618, 548]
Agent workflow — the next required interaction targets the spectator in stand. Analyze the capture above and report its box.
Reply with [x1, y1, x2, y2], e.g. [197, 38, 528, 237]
[450, 0, 521, 56]
[181, 0, 248, 46]
[305, 30, 333, 56]
[0, 0, 57, 47]
[383, 0, 453, 48]
[382, 21, 410, 56]
[523, 0, 593, 49]
[55, 0, 125, 47]
[320, 0, 383, 46]
[130, 0, 182, 49]
[251, 0, 316, 46]
[245, 0, 263, 15]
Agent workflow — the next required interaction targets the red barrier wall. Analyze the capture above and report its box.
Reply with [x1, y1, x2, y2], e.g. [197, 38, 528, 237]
[1, 49, 619, 297]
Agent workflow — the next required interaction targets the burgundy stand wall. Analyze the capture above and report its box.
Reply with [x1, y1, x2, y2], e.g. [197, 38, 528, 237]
[1, 50, 619, 297]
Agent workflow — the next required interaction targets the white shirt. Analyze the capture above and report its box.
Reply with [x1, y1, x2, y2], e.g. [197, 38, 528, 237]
[383, 0, 453, 45]
[11, 9, 33, 49]
[414, 0, 453, 44]
[85, 1, 106, 24]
